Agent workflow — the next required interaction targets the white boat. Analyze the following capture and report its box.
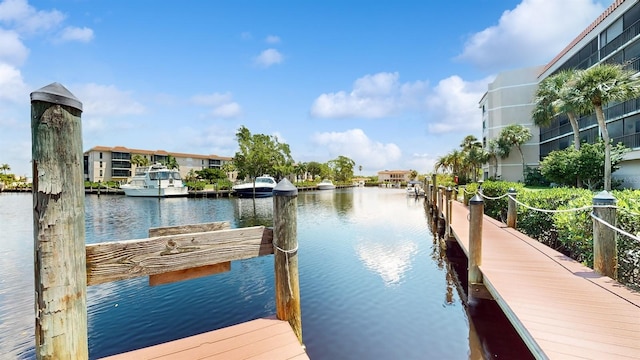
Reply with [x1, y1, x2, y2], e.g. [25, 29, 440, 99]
[120, 163, 188, 197]
[317, 179, 336, 190]
[232, 175, 277, 198]
[406, 181, 425, 197]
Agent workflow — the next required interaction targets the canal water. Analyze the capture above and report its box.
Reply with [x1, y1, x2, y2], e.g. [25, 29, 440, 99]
[0, 187, 532, 359]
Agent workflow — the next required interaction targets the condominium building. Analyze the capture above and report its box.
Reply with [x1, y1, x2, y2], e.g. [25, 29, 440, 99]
[84, 146, 234, 183]
[482, 0, 640, 189]
[377, 170, 412, 186]
[479, 66, 543, 182]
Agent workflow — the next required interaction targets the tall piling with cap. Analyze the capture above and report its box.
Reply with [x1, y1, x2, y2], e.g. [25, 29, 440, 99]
[273, 178, 302, 343]
[593, 191, 617, 279]
[31, 83, 88, 359]
[507, 188, 517, 229]
[468, 194, 484, 293]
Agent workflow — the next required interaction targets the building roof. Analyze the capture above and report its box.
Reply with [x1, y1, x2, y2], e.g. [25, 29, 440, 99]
[539, 0, 625, 77]
[84, 145, 232, 160]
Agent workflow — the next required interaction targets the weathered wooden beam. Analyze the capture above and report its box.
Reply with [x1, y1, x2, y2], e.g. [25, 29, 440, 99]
[149, 221, 230, 237]
[31, 83, 88, 359]
[86, 226, 273, 286]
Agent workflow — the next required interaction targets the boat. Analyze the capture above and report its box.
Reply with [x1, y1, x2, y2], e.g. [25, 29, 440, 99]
[406, 181, 425, 197]
[317, 179, 336, 190]
[232, 175, 277, 198]
[120, 163, 188, 197]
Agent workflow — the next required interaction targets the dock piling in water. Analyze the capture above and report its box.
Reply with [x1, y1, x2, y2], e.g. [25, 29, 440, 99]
[273, 179, 302, 343]
[31, 83, 88, 359]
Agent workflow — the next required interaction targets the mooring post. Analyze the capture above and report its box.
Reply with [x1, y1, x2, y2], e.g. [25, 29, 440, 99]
[431, 174, 437, 210]
[273, 178, 302, 343]
[592, 191, 617, 279]
[445, 186, 452, 239]
[507, 188, 517, 228]
[468, 194, 484, 292]
[31, 83, 88, 359]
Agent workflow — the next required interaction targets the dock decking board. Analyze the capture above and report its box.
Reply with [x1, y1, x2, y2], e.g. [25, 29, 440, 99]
[448, 201, 640, 359]
[99, 317, 309, 360]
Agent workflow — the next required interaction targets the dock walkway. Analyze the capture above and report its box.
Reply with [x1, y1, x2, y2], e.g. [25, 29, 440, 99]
[449, 200, 640, 359]
[100, 317, 309, 360]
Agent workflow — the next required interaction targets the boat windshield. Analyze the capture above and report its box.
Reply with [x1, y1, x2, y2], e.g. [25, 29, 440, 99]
[256, 177, 274, 184]
[149, 171, 181, 180]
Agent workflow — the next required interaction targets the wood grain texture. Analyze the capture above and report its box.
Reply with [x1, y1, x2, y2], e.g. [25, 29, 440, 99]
[149, 221, 230, 237]
[86, 226, 273, 285]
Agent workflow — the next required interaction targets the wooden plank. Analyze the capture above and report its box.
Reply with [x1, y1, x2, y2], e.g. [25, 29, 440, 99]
[447, 201, 640, 359]
[149, 221, 230, 237]
[99, 318, 309, 360]
[86, 227, 273, 285]
[149, 262, 231, 286]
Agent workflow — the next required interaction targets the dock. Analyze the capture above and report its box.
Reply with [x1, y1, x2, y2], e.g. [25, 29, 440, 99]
[447, 199, 640, 359]
[100, 317, 309, 360]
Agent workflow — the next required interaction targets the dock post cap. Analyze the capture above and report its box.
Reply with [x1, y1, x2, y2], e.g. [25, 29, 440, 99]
[446, 186, 452, 192]
[469, 194, 483, 204]
[30, 82, 83, 111]
[593, 190, 616, 205]
[273, 178, 298, 196]
[508, 187, 517, 193]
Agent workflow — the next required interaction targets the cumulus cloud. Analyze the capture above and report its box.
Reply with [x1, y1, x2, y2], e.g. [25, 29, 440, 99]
[0, 0, 65, 34]
[265, 35, 280, 44]
[0, 29, 28, 66]
[74, 83, 146, 117]
[312, 129, 402, 170]
[425, 75, 493, 134]
[57, 26, 94, 43]
[310, 72, 428, 119]
[255, 48, 283, 67]
[0, 62, 29, 103]
[190, 92, 242, 119]
[456, 0, 605, 71]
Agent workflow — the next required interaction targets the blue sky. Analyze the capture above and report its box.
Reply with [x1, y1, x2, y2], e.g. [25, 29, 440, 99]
[0, 0, 609, 176]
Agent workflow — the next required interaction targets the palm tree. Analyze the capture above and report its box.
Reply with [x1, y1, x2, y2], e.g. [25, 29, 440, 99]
[459, 135, 483, 182]
[570, 63, 640, 191]
[485, 139, 509, 179]
[0, 163, 10, 175]
[498, 124, 532, 180]
[532, 70, 583, 150]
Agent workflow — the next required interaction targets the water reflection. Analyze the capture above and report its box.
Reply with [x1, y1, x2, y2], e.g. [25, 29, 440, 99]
[355, 238, 418, 285]
[233, 197, 273, 227]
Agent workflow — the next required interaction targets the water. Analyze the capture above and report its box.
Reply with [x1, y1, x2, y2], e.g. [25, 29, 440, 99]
[0, 188, 531, 359]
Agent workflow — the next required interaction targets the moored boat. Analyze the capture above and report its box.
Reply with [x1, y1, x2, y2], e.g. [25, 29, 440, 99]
[232, 175, 277, 198]
[120, 163, 188, 197]
[317, 179, 336, 190]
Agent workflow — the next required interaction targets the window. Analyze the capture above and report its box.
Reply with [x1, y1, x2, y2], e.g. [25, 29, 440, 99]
[99, 152, 103, 159]
[99, 161, 103, 168]
[608, 119, 624, 140]
[99, 170, 103, 177]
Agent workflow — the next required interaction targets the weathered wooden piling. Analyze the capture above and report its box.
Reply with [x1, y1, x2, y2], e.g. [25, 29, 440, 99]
[445, 187, 452, 239]
[273, 179, 302, 343]
[31, 83, 88, 359]
[592, 191, 617, 279]
[431, 174, 437, 210]
[468, 194, 484, 294]
[507, 188, 517, 228]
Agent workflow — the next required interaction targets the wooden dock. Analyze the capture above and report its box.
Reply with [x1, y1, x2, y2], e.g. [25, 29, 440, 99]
[448, 200, 640, 359]
[100, 317, 309, 360]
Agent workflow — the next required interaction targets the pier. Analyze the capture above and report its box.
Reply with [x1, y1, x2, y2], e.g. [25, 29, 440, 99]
[427, 182, 640, 359]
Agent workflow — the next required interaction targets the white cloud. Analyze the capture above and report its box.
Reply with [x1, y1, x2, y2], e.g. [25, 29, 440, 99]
[0, 29, 28, 66]
[0, 0, 65, 34]
[312, 129, 402, 170]
[456, 0, 605, 70]
[57, 26, 94, 43]
[254, 48, 283, 67]
[0, 62, 29, 103]
[265, 35, 280, 44]
[311, 72, 428, 119]
[425, 75, 493, 134]
[74, 83, 146, 117]
[191, 92, 242, 119]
